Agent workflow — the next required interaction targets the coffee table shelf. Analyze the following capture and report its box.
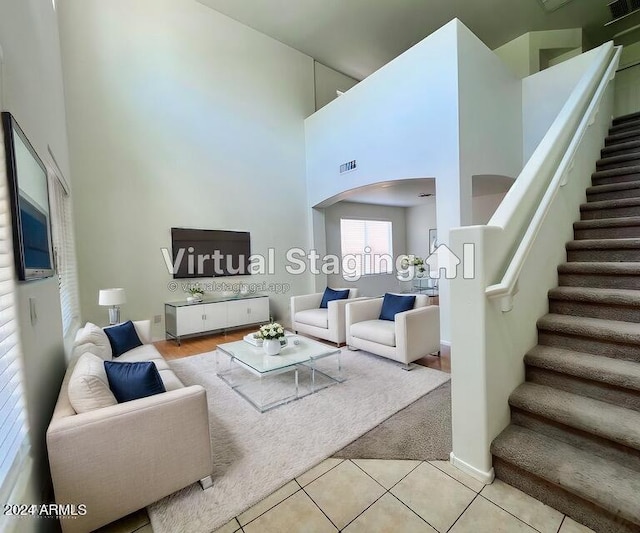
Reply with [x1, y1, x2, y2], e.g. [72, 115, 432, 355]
[216, 335, 343, 412]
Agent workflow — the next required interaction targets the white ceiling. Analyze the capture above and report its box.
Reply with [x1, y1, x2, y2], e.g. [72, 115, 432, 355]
[196, 0, 635, 80]
[316, 176, 514, 208]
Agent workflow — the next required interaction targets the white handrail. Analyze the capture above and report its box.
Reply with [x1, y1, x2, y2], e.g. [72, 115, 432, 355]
[485, 44, 622, 312]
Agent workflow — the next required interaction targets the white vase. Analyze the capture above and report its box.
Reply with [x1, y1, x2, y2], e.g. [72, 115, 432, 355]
[263, 338, 281, 356]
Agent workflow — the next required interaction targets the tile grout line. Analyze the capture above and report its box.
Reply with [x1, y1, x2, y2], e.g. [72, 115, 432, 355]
[234, 460, 344, 530]
[557, 514, 567, 533]
[385, 489, 441, 532]
[299, 481, 341, 531]
[427, 460, 485, 493]
[476, 493, 548, 533]
[445, 492, 481, 532]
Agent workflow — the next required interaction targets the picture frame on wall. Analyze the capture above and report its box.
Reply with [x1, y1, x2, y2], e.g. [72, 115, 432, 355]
[429, 228, 437, 254]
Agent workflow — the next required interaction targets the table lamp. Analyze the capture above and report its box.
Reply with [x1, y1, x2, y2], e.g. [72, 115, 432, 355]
[99, 288, 126, 325]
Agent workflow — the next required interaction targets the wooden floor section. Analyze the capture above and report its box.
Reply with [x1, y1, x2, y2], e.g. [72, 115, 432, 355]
[154, 328, 450, 373]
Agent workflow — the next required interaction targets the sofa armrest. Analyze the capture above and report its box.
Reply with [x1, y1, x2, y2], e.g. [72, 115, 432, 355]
[327, 296, 370, 335]
[47, 386, 212, 532]
[291, 293, 323, 317]
[346, 298, 383, 329]
[395, 305, 440, 363]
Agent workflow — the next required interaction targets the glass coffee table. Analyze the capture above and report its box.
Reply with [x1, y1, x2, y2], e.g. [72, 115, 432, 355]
[216, 335, 343, 412]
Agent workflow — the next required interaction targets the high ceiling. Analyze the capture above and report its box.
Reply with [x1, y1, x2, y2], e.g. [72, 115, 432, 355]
[196, 0, 636, 80]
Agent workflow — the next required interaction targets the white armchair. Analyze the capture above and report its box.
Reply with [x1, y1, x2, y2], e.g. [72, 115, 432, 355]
[346, 294, 440, 369]
[291, 288, 361, 346]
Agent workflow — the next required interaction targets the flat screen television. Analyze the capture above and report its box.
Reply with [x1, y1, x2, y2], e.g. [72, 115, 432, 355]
[171, 228, 251, 278]
[2, 112, 54, 281]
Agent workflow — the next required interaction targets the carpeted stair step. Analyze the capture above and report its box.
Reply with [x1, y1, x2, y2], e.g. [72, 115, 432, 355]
[613, 111, 640, 126]
[491, 425, 640, 532]
[586, 181, 640, 202]
[525, 345, 640, 412]
[548, 286, 640, 322]
[558, 262, 640, 290]
[592, 165, 640, 186]
[509, 383, 640, 475]
[610, 118, 640, 135]
[537, 313, 640, 362]
[605, 129, 640, 147]
[601, 139, 640, 158]
[566, 238, 640, 261]
[509, 382, 640, 452]
[574, 216, 640, 239]
[597, 152, 640, 171]
[580, 197, 640, 220]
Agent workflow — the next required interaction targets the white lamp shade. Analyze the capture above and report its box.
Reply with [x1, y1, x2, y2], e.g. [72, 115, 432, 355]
[98, 288, 126, 306]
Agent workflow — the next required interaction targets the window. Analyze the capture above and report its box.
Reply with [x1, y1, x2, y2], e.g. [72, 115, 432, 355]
[49, 171, 80, 336]
[0, 139, 30, 502]
[340, 219, 393, 277]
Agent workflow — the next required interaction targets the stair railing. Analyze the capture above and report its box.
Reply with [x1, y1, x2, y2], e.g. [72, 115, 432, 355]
[486, 43, 621, 312]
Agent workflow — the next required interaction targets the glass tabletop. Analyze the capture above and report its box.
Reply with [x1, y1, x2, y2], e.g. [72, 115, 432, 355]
[217, 335, 340, 374]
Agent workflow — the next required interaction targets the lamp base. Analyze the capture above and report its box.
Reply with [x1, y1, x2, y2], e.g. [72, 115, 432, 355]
[108, 306, 121, 326]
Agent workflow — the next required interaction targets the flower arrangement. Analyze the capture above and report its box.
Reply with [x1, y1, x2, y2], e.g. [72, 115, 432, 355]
[258, 322, 285, 340]
[400, 255, 424, 269]
[186, 284, 204, 297]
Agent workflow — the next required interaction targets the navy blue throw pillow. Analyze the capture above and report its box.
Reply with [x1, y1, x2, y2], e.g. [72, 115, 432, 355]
[104, 361, 166, 403]
[379, 293, 416, 321]
[319, 287, 350, 309]
[104, 320, 142, 357]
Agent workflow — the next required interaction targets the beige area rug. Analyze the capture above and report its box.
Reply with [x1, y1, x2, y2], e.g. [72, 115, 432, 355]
[147, 349, 450, 533]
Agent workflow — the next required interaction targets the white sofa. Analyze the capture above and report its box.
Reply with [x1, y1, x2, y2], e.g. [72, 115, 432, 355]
[346, 295, 440, 368]
[46, 321, 213, 533]
[291, 288, 362, 346]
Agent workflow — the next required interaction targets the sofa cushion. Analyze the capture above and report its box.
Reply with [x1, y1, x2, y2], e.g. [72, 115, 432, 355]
[68, 353, 118, 413]
[118, 343, 165, 363]
[295, 308, 329, 329]
[132, 320, 152, 344]
[350, 319, 396, 347]
[104, 361, 166, 403]
[73, 322, 112, 361]
[158, 369, 184, 391]
[104, 321, 143, 357]
[319, 287, 350, 309]
[379, 293, 416, 321]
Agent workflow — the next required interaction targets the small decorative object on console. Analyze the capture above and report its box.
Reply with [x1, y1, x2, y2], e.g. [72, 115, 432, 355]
[186, 284, 204, 302]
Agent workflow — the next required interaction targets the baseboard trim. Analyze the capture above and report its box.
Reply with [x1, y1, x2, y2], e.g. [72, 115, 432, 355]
[450, 452, 495, 484]
[441, 340, 451, 347]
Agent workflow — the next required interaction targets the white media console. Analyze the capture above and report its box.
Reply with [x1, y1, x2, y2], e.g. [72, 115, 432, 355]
[164, 294, 269, 345]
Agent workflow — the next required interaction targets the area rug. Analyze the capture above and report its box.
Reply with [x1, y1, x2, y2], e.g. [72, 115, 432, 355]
[147, 349, 450, 533]
[334, 381, 451, 460]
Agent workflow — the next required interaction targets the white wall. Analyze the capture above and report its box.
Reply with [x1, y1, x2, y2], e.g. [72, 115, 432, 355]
[614, 64, 640, 117]
[314, 62, 359, 111]
[323, 201, 407, 296]
[0, 0, 70, 516]
[406, 198, 437, 258]
[449, 42, 616, 481]
[305, 21, 460, 209]
[58, 0, 316, 335]
[494, 29, 583, 79]
[472, 193, 507, 225]
[522, 47, 603, 162]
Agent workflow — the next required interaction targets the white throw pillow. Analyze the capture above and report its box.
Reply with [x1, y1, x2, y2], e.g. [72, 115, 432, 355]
[73, 322, 112, 361]
[132, 320, 151, 344]
[68, 353, 117, 413]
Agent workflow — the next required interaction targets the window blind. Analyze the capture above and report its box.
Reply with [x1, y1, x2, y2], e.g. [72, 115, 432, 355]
[49, 174, 80, 336]
[0, 131, 30, 502]
[340, 219, 393, 276]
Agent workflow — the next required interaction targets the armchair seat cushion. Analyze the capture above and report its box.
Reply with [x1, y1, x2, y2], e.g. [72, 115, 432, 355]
[295, 308, 329, 329]
[350, 319, 396, 347]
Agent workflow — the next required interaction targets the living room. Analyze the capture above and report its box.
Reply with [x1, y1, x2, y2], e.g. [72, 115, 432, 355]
[2, 0, 640, 532]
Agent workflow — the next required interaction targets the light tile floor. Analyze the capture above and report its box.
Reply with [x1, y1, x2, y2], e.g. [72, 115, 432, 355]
[99, 459, 596, 533]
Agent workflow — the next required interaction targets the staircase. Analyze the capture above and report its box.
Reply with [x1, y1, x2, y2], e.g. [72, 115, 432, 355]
[491, 111, 640, 533]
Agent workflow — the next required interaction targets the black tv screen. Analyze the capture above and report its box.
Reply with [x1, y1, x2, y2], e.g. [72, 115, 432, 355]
[2, 112, 54, 281]
[171, 228, 251, 278]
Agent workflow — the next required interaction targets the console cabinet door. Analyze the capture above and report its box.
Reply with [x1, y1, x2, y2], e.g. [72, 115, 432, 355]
[227, 298, 269, 327]
[203, 302, 227, 331]
[176, 305, 206, 336]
